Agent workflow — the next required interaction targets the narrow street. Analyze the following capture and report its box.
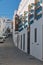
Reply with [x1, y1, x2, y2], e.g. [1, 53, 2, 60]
[0, 36, 43, 65]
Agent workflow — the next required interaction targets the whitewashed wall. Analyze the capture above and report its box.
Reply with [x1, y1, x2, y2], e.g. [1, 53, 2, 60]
[18, 28, 28, 53]
[30, 16, 43, 61]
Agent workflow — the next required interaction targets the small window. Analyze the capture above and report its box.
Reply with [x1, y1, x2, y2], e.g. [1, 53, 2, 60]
[35, 28, 37, 42]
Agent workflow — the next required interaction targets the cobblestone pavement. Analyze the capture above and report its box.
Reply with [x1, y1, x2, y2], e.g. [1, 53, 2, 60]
[0, 36, 43, 65]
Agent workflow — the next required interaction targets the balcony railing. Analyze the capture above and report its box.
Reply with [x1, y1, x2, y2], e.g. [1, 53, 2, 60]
[29, 20, 34, 25]
[24, 21, 28, 28]
[18, 1, 42, 32]
[18, 22, 23, 28]
[35, 6, 42, 14]
[35, 1, 42, 20]
[18, 27, 23, 32]
[29, 11, 34, 25]
[18, 21, 24, 32]
[29, 14, 34, 19]
[36, 13, 42, 20]
[30, 9, 34, 13]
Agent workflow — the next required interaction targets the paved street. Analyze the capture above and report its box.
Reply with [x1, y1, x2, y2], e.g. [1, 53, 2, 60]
[0, 36, 43, 65]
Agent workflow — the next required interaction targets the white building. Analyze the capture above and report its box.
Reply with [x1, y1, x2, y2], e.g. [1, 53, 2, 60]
[30, 0, 43, 61]
[0, 17, 13, 35]
[5, 18, 13, 33]
[13, 0, 35, 53]
[13, 0, 43, 61]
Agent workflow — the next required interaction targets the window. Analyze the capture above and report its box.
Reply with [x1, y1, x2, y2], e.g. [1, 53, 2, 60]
[35, 28, 37, 42]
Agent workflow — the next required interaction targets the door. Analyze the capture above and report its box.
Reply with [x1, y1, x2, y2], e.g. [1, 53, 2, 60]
[21, 35, 22, 49]
[32, 28, 37, 56]
[27, 32, 30, 54]
[30, 28, 35, 56]
[23, 34, 25, 50]
[17, 35, 19, 48]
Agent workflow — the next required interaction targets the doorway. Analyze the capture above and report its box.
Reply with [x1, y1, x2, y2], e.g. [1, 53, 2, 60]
[17, 35, 19, 48]
[27, 31, 30, 54]
[21, 35, 22, 49]
[23, 34, 25, 50]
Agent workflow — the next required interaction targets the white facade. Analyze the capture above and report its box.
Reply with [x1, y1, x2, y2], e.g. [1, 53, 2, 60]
[13, 0, 43, 61]
[30, 17, 43, 61]
[17, 0, 34, 15]
[0, 18, 6, 35]
[30, 1, 43, 61]
[13, 0, 30, 53]
[0, 17, 12, 35]
[5, 19, 13, 33]
[13, 0, 35, 53]
[17, 28, 28, 53]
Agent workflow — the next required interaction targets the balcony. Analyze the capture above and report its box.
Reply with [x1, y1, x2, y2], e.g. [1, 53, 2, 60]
[18, 25, 24, 32]
[18, 22, 24, 32]
[29, 20, 34, 25]
[30, 10, 34, 13]
[29, 14, 34, 20]
[29, 13, 34, 25]
[32, 1, 42, 8]
[35, 2, 40, 7]
[35, 6, 42, 14]
[24, 21, 28, 28]
[18, 22, 23, 28]
[36, 13, 42, 20]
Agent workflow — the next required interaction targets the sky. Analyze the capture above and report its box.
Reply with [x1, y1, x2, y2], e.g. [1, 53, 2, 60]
[0, 0, 21, 19]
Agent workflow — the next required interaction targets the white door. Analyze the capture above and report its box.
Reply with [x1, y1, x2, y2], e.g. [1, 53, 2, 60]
[30, 28, 37, 57]
[30, 28, 35, 56]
